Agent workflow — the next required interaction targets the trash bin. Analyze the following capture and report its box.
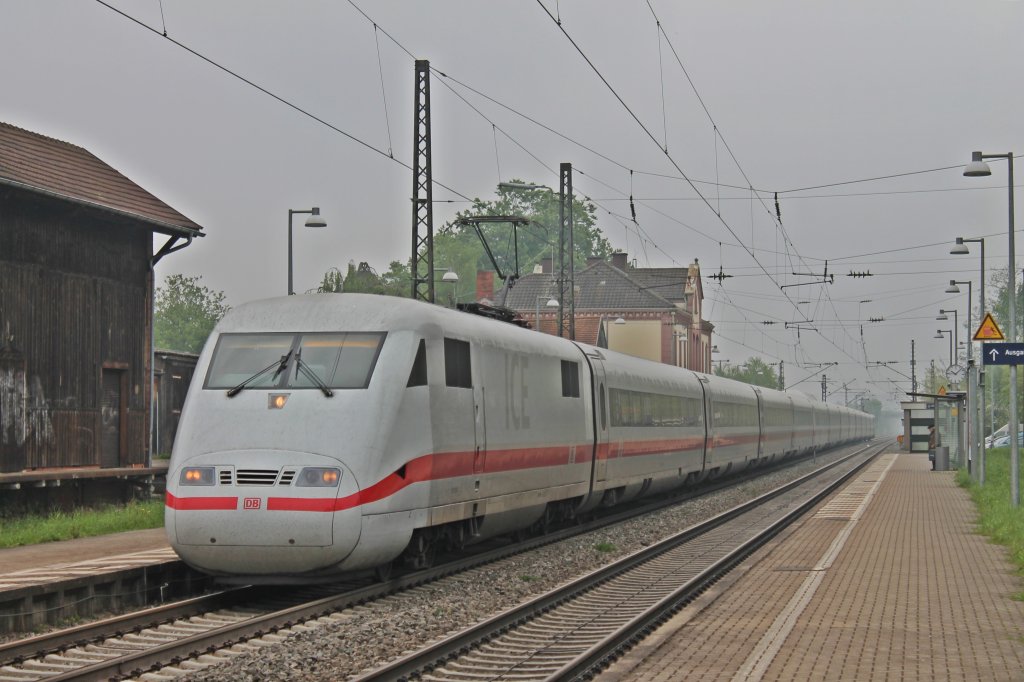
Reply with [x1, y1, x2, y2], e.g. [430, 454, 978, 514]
[933, 446, 950, 471]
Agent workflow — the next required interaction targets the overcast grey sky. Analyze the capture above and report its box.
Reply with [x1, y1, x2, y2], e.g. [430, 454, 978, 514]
[2, 1, 1022, 404]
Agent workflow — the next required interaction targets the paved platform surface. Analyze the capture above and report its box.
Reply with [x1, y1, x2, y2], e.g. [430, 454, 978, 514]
[599, 451, 1024, 681]
[0, 528, 171, 588]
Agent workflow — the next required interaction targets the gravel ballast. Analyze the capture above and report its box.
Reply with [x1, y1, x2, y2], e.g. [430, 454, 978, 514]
[177, 450, 860, 682]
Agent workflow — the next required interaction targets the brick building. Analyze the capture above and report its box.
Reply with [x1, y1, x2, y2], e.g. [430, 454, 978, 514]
[492, 253, 713, 372]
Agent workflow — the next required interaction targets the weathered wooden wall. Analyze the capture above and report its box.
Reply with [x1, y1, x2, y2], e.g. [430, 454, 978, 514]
[153, 351, 198, 457]
[0, 188, 152, 470]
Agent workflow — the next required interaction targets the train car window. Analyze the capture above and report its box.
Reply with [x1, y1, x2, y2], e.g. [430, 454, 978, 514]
[407, 340, 428, 387]
[561, 361, 580, 398]
[608, 388, 703, 428]
[294, 333, 386, 389]
[444, 338, 472, 388]
[204, 333, 294, 389]
[713, 401, 759, 428]
[205, 332, 386, 390]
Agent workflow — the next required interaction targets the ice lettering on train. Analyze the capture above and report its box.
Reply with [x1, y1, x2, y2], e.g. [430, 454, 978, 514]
[505, 353, 530, 430]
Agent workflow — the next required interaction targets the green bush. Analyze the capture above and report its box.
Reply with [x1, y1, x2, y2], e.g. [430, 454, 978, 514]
[0, 500, 165, 548]
[958, 448, 1024, 597]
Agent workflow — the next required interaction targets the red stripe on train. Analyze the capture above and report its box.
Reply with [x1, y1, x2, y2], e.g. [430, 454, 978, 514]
[169, 436, 720, 513]
[165, 491, 237, 510]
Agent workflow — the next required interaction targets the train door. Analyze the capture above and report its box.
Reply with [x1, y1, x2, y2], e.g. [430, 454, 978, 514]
[697, 375, 711, 471]
[469, 344, 486, 475]
[587, 355, 610, 486]
[442, 337, 481, 476]
[753, 388, 765, 459]
[473, 379, 486, 476]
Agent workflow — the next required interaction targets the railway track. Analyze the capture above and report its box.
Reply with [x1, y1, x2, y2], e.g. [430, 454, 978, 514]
[0, 443, 879, 682]
[353, 441, 887, 681]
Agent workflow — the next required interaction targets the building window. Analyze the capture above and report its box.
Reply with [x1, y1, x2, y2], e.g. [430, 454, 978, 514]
[444, 338, 472, 388]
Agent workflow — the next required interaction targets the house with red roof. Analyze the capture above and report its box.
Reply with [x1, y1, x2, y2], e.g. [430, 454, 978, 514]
[492, 252, 714, 372]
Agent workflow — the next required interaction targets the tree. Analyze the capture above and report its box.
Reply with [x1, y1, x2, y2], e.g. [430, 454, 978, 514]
[316, 261, 411, 296]
[440, 181, 613, 294]
[317, 267, 344, 293]
[715, 357, 780, 389]
[979, 266, 1022, 430]
[154, 274, 230, 353]
[317, 181, 614, 304]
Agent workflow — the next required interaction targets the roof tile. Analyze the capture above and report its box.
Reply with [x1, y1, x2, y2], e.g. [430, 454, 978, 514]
[0, 122, 202, 233]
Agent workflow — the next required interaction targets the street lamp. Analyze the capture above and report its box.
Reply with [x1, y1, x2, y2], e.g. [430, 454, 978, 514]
[952, 236, 987, 481]
[500, 176, 578, 340]
[947, 282, 975, 475]
[434, 267, 459, 306]
[287, 207, 327, 295]
[534, 295, 559, 331]
[965, 150, 1017, 504]
[935, 329, 953, 366]
[937, 308, 959, 362]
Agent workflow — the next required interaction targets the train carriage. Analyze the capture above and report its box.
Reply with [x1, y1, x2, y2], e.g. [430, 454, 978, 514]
[589, 349, 707, 504]
[758, 389, 797, 463]
[701, 374, 761, 475]
[165, 294, 873, 582]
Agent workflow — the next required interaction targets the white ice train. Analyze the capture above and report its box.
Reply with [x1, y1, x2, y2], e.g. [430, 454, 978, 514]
[165, 294, 874, 582]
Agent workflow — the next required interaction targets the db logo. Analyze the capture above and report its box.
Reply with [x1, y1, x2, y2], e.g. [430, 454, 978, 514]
[243, 497, 261, 510]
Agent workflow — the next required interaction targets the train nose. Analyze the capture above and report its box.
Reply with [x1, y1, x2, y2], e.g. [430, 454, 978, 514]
[167, 453, 362, 575]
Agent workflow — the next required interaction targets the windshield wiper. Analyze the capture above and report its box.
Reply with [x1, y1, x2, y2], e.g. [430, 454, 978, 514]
[294, 350, 334, 397]
[226, 350, 292, 397]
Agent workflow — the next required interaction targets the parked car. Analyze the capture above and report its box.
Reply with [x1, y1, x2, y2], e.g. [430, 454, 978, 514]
[990, 433, 1024, 449]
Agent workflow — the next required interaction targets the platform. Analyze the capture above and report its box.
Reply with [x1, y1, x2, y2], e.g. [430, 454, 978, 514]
[599, 451, 1024, 681]
[0, 528, 203, 634]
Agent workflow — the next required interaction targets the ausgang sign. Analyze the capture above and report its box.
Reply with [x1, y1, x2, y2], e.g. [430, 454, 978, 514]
[983, 342, 1024, 365]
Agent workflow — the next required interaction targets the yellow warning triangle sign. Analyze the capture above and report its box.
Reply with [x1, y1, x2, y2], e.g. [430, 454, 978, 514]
[974, 312, 1005, 341]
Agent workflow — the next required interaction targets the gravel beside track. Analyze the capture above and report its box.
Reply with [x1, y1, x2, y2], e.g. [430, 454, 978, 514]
[172, 449, 857, 682]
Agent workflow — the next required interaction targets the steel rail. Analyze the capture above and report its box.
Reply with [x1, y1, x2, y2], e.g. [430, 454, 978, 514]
[350, 441, 885, 681]
[0, 588, 248, 666]
[552, 441, 889, 681]
[3, 441, 879, 681]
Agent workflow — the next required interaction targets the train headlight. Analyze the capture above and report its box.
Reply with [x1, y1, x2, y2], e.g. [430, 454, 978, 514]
[297, 467, 341, 487]
[179, 467, 215, 486]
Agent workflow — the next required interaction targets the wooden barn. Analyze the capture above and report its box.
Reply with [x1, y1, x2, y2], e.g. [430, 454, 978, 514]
[152, 349, 199, 459]
[0, 122, 204, 479]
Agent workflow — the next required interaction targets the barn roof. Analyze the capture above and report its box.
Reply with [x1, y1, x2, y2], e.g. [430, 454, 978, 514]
[0, 122, 203, 236]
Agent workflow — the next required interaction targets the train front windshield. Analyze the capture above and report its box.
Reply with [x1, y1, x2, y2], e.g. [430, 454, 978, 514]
[204, 332, 386, 390]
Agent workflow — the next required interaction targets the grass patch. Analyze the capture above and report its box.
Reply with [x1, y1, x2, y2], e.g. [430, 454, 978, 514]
[0, 499, 165, 549]
[957, 448, 1024, 597]
[594, 542, 617, 553]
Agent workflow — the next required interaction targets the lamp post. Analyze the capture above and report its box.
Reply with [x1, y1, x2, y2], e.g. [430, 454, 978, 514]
[935, 329, 953, 367]
[937, 307, 959, 365]
[287, 207, 327, 295]
[534, 295, 559, 331]
[964, 150, 1016, 504]
[952, 236, 987, 483]
[946, 280, 976, 476]
[435, 267, 459, 306]
[602, 316, 626, 350]
[498, 181, 565, 330]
